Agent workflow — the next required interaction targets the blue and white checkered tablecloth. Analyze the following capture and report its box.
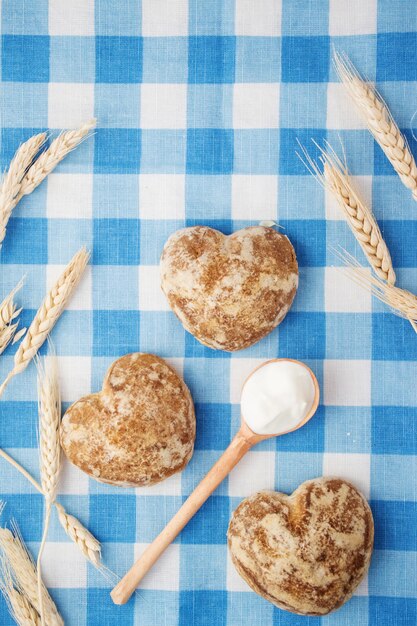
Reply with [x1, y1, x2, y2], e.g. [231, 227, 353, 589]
[0, 1, 417, 624]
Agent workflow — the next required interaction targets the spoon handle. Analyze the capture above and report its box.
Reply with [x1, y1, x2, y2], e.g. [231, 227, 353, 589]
[111, 428, 253, 605]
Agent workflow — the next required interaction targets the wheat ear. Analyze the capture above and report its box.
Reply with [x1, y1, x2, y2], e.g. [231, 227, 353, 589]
[0, 556, 41, 626]
[0, 133, 47, 246]
[0, 525, 63, 626]
[0, 279, 25, 355]
[36, 355, 62, 626]
[334, 51, 417, 200]
[0, 247, 90, 397]
[298, 141, 396, 283]
[16, 119, 96, 201]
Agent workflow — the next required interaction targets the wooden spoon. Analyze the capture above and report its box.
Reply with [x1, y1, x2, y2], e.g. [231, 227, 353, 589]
[111, 358, 320, 605]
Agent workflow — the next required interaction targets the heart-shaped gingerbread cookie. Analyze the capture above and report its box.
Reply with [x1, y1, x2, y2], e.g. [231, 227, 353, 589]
[60, 353, 195, 487]
[160, 226, 298, 351]
[228, 478, 373, 616]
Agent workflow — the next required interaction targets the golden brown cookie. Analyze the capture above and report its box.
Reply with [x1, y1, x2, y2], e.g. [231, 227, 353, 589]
[160, 225, 298, 351]
[60, 353, 195, 487]
[228, 478, 374, 615]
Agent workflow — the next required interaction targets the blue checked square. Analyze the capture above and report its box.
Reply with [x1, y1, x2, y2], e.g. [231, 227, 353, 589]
[278, 312, 326, 360]
[185, 175, 232, 219]
[2, 35, 49, 82]
[185, 331, 233, 358]
[89, 494, 137, 542]
[372, 407, 417, 455]
[87, 589, 134, 626]
[183, 358, 230, 404]
[142, 37, 188, 83]
[282, 36, 329, 83]
[185, 218, 233, 233]
[368, 550, 417, 598]
[194, 403, 232, 451]
[275, 452, 324, 495]
[96, 36, 143, 83]
[281, 0, 329, 36]
[182, 451, 229, 497]
[47, 219, 92, 264]
[180, 545, 227, 589]
[93, 219, 140, 265]
[180, 591, 227, 626]
[1, 218, 47, 264]
[279, 176, 325, 220]
[94, 129, 141, 174]
[135, 591, 179, 626]
[378, 220, 417, 267]
[279, 129, 327, 176]
[46, 311, 92, 356]
[181, 496, 229, 544]
[188, 84, 233, 128]
[373, 361, 417, 407]
[141, 130, 186, 173]
[94, 0, 142, 36]
[326, 406, 371, 454]
[95, 84, 140, 128]
[0, 128, 46, 170]
[235, 37, 281, 83]
[92, 266, 138, 310]
[48, 591, 86, 626]
[1, 263, 45, 309]
[1, 0, 48, 35]
[234, 130, 279, 174]
[377, 0, 417, 33]
[50, 36, 95, 83]
[374, 130, 416, 176]
[136, 496, 183, 542]
[0, 402, 38, 447]
[93, 174, 139, 219]
[0, 83, 48, 127]
[377, 33, 417, 81]
[228, 592, 274, 626]
[279, 219, 327, 267]
[329, 36, 377, 82]
[373, 314, 417, 361]
[326, 130, 374, 175]
[93, 310, 139, 356]
[373, 177, 417, 220]
[371, 456, 417, 502]
[280, 83, 328, 128]
[139, 219, 184, 265]
[187, 129, 233, 174]
[321, 597, 369, 626]
[292, 268, 325, 313]
[0, 494, 43, 541]
[277, 405, 325, 453]
[188, 36, 235, 84]
[139, 311, 185, 357]
[326, 313, 372, 360]
[189, 0, 235, 35]
[369, 597, 417, 625]
[371, 499, 417, 550]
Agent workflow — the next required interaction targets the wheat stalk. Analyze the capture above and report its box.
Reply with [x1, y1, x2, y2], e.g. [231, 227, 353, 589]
[334, 51, 417, 200]
[0, 556, 41, 626]
[16, 119, 96, 201]
[36, 354, 62, 626]
[0, 133, 46, 246]
[0, 247, 90, 397]
[0, 279, 24, 356]
[55, 504, 101, 568]
[0, 525, 63, 626]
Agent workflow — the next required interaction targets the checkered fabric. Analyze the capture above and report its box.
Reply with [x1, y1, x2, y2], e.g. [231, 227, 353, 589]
[0, 1, 416, 624]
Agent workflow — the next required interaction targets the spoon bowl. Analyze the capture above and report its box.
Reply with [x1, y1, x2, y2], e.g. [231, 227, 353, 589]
[111, 358, 320, 605]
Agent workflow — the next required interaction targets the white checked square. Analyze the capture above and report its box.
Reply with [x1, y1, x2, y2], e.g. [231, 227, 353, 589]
[329, 0, 377, 35]
[48, 83, 95, 129]
[46, 265, 92, 311]
[227, 550, 252, 592]
[134, 543, 180, 590]
[323, 452, 371, 499]
[233, 84, 279, 129]
[57, 356, 91, 403]
[324, 360, 371, 407]
[49, 0, 95, 35]
[325, 175, 372, 220]
[235, 0, 281, 36]
[229, 451, 275, 497]
[141, 84, 187, 129]
[230, 358, 265, 404]
[59, 459, 90, 495]
[325, 267, 372, 313]
[232, 175, 277, 220]
[47, 173, 93, 219]
[139, 174, 185, 219]
[41, 542, 87, 588]
[327, 83, 368, 130]
[139, 265, 170, 311]
[136, 468, 182, 496]
[142, 0, 188, 36]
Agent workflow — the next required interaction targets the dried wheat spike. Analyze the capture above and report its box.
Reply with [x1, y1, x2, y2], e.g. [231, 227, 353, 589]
[55, 503, 101, 568]
[334, 51, 417, 200]
[0, 280, 24, 356]
[7, 587, 41, 626]
[0, 133, 46, 245]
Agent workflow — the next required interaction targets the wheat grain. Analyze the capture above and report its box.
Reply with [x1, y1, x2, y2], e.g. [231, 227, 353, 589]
[0, 133, 46, 245]
[0, 247, 90, 397]
[17, 119, 96, 201]
[1, 554, 41, 626]
[55, 503, 101, 568]
[298, 142, 396, 284]
[0, 526, 63, 626]
[334, 51, 417, 200]
[0, 280, 24, 355]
